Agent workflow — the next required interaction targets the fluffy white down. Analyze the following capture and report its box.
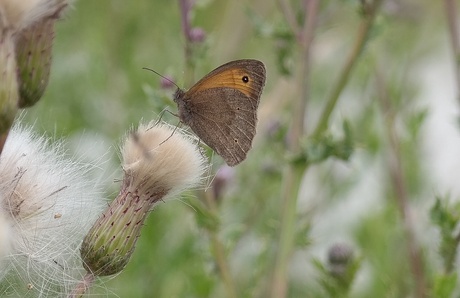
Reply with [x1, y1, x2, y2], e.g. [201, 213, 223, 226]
[122, 123, 207, 198]
[0, 0, 69, 31]
[0, 124, 105, 297]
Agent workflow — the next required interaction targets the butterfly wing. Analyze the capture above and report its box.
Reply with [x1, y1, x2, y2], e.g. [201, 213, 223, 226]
[187, 59, 265, 107]
[179, 60, 266, 166]
[186, 88, 258, 166]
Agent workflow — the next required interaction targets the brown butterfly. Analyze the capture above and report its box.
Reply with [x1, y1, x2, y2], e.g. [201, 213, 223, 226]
[173, 59, 266, 166]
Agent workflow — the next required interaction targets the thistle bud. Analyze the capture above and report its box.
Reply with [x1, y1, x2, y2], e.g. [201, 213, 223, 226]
[189, 27, 206, 43]
[15, 17, 55, 108]
[81, 123, 206, 276]
[327, 242, 354, 277]
[160, 75, 176, 90]
[0, 25, 19, 141]
[0, 0, 69, 150]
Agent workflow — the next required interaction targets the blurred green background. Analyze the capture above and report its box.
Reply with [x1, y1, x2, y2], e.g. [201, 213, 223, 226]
[25, 0, 277, 137]
[20, 0, 460, 297]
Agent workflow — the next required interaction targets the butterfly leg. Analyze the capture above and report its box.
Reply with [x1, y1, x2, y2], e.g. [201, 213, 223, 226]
[158, 121, 183, 146]
[148, 108, 180, 130]
[195, 138, 208, 160]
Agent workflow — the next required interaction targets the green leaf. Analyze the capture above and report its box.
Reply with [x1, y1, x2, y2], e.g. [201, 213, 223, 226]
[432, 273, 457, 298]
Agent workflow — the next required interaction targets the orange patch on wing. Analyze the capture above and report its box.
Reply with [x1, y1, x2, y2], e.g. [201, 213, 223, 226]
[189, 68, 258, 98]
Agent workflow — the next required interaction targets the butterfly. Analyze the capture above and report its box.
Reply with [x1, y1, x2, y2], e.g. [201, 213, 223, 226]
[173, 59, 266, 166]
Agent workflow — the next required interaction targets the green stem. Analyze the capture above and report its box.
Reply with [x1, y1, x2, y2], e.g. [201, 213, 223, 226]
[443, 0, 460, 105]
[375, 68, 427, 298]
[312, 0, 383, 139]
[203, 190, 238, 298]
[270, 166, 305, 298]
[270, 1, 319, 297]
[271, 2, 383, 297]
[446, 232, 460, 274]
[180, 3, 237, 292]
[277, 0, 301, 38]
[0, 27, 19, 155]
[67, 273, 95, 298]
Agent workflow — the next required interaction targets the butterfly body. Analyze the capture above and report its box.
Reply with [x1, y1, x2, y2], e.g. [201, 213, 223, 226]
[174, 59, 266, 166]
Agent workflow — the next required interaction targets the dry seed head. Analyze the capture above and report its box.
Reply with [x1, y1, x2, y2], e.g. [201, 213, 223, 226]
[81, 123, 206, 276]
[122, 122, 206, 197]
[0, 0, 68, 32]
[0, 210, 12, 258]
[0, 123, 105, 296]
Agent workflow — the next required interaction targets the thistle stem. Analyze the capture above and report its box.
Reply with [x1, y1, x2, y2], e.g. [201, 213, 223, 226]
[177, 2, 237, 295]
[375, 67, 427, 298]
[443, 0, 460, 106]
[178, 0, 195, 86]
[67, 273, 95, 298]
[271, 1, 319, 297]
[271, 1, 383, 297]
[203, 190, 238, 298]
[0, 28, 19, 155]
[312, 0, 383, 139]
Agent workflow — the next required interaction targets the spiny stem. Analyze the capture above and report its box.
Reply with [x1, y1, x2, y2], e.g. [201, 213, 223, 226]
[178, 2, 236, 295]
[447, 231, 460, 274]
[375, 67, 427, 298]
[312, 0, 383, 139]
[277, 0, 301, 39]
[270, 1, 319, 297]
[271, 1, 383, 297]
[203, 190, 238, 298]
[443, 0, 460, 106]
[178, 0, 195, 86]
[0, 28, 19, 156]
[271, 166, 305, 298]
[67, 273, 95, 298]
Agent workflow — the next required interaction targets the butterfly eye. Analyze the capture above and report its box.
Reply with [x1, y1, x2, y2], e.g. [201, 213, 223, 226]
[242, 76, 249, 83]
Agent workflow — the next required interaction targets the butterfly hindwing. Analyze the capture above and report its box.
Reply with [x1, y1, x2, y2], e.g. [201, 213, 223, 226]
[185, 88, 257, 166]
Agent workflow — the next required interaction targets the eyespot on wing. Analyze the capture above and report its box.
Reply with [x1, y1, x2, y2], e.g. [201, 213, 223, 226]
[187, 60, 266, 100]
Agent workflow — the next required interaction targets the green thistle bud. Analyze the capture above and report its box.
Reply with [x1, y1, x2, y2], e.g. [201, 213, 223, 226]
[0, 27, 19, 143]
[80, 123, 205, 277]
[15, 17, 55, 108]
[80, 180, 168, 276]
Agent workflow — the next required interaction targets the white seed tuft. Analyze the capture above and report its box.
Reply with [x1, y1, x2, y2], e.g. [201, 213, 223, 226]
[0, 123, 105, 297]
[0, 0, 69, 32]
[122, 122, 207, 200]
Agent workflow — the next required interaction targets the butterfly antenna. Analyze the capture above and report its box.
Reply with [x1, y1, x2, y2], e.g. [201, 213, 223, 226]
[142, 67, 181, 89]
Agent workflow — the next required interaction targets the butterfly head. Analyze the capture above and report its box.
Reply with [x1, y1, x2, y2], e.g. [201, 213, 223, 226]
[173, 88, 185, 104]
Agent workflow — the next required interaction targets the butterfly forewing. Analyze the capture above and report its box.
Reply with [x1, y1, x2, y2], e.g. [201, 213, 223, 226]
[187, 60, 265, 104]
